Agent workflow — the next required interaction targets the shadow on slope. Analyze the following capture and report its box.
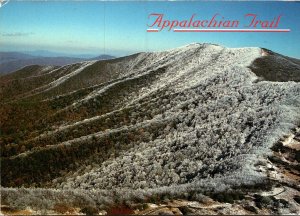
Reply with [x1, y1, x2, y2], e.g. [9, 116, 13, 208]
[249, 49, 300, 82]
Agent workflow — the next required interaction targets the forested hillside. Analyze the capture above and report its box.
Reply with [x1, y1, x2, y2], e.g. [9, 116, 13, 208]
[1, 43, 300, 215]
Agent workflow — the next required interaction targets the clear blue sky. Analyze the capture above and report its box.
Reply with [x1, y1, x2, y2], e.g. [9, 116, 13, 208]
[0, 1, 299, 58]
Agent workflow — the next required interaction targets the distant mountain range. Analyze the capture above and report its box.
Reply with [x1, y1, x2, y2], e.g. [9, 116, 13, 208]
[0, 51, 115, 74]
[23, 50, 100, 58]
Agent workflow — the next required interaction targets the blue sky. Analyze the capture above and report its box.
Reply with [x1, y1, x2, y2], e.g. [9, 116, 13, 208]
[0, 1, 299, 58]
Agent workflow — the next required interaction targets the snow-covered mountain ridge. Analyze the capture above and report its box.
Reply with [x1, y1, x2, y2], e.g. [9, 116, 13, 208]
[1, 44, 300, 213]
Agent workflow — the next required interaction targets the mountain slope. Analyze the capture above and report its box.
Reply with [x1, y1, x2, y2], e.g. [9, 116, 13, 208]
[250, 48, 300, 82]
[1, 43, 300, 213]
